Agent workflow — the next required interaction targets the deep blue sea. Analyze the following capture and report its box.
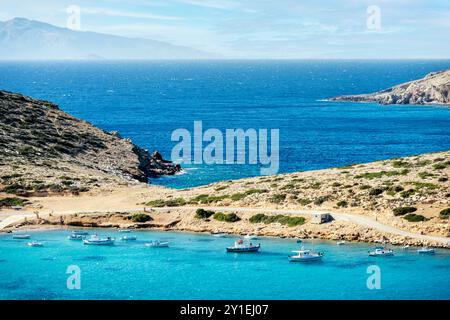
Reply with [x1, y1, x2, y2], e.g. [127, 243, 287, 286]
[0, 229, 449, 300]
[1, 60, 450, 188]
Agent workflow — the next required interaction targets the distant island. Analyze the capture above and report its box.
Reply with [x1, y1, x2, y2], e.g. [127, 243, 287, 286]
[331, 69, 450, 105]
[0, 18, 215, 60]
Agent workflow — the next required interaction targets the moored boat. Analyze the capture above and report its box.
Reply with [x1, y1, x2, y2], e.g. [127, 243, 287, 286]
[368, 246, 394, 257]
[336, 240, 346, 245]
[121, 235, 137, 241]
[12, 234, 31, 239]
[83, 235, 115, 246]
[288, 248, 323, 262]
[72, 230, 89, 236]
[244, 234, 258, 240]
[68, 234, 85, 241]
[212, 233, 227, 238]
[145, 240, 169, 248]
[417, 247, 435, 254]
[226, 239, 260, 253]
[118, 229, 131, 233]
[27, 241, 43, 247]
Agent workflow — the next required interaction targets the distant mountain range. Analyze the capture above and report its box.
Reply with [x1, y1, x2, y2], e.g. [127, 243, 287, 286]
[0, 18, 215, 60]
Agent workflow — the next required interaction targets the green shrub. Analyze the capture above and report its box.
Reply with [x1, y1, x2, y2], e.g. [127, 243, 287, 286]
[190, 194, 229, 204]
[393, 207, 417, 216]
[0, 197, 28, 208]
[131, 213, 152, 223]
[369, 188, 384, 196]
[270, 194, 286, 203]
[298, 198, 312, 205]
[392, 160, 411, 168]
[400, 189, 415, 198]
[433, 163, 447, 170]
[195, 208, 215, 219]
[230, 193, 246, 201]
[439, 208, 450, 219]
[146, 198, 186, 207]
[213, 212, 241, 222]
[418, 172, 435, 179]
[314, 195, 330, 206]
[331, 182, 342, 187]
[248, 213, 305, 227]
[337, 200, 348, 208]
[356, 170, 409, 180]
[403, 214, 428, 222]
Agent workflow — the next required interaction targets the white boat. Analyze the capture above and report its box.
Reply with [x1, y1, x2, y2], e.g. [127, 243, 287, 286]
[121, 235, 137, 241]
[27, 241, 43, 247]
[288, 248, 324, 262]
[402, 245, 410, 250]
[226, 239, 260, 253]
[68, 234, 85, 241]
[212, 233, 227, 238]
[12, 234, 31, 239]
[336, 240, 346, 245]
[244, 234, 258, 240]
[145, 240, 169, 248]
[72, 230, 89, 236]
[417, 247, 435, 254]
[83, 235, 115, 246]
[368, 247, 394, 257]
[118, 229, 131, 233]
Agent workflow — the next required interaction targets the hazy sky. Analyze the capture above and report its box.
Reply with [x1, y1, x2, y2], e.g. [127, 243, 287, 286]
[1, 0, 449, 58]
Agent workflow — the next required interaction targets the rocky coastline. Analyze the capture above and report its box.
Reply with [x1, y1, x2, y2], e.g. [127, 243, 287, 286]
[330, 69, 450, 105]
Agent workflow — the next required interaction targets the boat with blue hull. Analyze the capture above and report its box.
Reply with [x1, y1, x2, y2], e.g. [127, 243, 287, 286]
[226, 240, 260, 253]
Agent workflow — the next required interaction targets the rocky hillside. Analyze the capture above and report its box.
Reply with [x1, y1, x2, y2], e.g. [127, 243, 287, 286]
[0, 90, 180, 196]
[331, 69, 450, 105]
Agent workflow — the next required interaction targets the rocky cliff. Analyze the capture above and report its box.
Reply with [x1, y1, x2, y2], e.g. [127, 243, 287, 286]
[331, 69, 450, 105]
[0, 90, 180, 195]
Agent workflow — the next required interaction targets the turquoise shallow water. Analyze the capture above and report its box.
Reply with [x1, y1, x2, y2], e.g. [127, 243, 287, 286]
[0, 229, 449, 300]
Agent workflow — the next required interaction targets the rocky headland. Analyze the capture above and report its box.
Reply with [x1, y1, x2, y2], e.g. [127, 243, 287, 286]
[0, 90, 180, 196]
[331, 69, 450, 105]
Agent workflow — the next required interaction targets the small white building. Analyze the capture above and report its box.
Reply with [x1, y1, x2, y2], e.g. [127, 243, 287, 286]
[311, 213, 332, 224]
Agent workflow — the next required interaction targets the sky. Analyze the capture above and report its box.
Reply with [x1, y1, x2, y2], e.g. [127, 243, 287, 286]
[0, 0, 449, 59]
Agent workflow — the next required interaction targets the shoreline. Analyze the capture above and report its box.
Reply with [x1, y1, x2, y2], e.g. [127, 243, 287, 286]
[3, 208, 449, 249]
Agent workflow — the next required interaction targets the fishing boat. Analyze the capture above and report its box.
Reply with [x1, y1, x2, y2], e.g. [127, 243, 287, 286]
[368, 246, 394, 257]
[121, 235, 137, 241]
[27, 241, 43, 247]
[244, 234, 258, 240]
[145, 240, 169, 248]
[288, 248, 324, 262]
[72, 230, 89, 236]
[68, 234, 85, 241]
[83, 235, 115, 246]
[226, 239, 260, 253]
[12, 234, 31, 239]
[212, 233, 227, 238]
[336, 240, 346, 245]
[417, 247, 435, 254]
